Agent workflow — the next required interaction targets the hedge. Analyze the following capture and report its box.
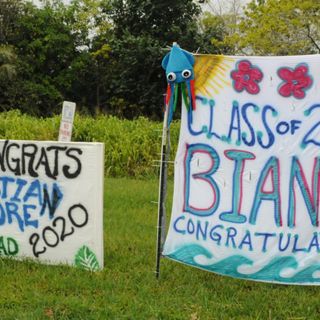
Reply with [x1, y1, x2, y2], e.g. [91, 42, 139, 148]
[0, 110, 180, 178]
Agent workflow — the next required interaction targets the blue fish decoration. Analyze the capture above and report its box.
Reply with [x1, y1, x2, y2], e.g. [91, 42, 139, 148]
[161, 43, 196, 126]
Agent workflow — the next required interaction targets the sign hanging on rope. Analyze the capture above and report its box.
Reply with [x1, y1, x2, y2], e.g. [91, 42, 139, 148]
[161, 43, 320, 285]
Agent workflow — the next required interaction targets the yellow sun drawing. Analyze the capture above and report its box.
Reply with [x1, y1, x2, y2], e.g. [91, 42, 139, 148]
[194, 55, 234, 97]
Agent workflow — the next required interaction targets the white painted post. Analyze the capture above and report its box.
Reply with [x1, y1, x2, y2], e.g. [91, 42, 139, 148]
[58, 101, 76, 142]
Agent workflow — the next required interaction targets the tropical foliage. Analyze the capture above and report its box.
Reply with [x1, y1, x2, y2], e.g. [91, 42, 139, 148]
[229, 0, 320, 55]
[0, 0, 319, 117]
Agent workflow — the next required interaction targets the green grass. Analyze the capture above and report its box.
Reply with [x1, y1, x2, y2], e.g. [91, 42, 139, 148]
[0, 178, 319, 319]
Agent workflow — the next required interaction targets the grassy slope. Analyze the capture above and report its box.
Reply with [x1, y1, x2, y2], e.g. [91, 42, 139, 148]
[0, 178, 319, 319]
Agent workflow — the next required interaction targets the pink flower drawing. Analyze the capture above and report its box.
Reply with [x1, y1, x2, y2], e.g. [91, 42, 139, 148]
[231, 60, 263, 94]
[277, 64, 313, 99]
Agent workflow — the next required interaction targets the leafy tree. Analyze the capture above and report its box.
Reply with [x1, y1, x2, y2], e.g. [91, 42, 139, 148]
[0, 0, 23, 45]
[0, 0, 21, 111]
[229, 0, 320, 55]
[0, 45, 17, 82]
[199, 12, 235, 54]
[66, 0, 113, 114]
[0, 45, 18, 111]
[69, 0, 111, 48]
[109, 0, 201, 47]
[95, 0, 204, 119]
[7, 1, 82, 115]
[0, 0, 112, 116]
[1, 0, 269, 118]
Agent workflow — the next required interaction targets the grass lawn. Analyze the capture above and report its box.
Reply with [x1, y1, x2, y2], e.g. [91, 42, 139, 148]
[0, 177, 319, 319]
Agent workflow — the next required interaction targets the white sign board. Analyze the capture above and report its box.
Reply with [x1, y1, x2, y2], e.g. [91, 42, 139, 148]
[0, 140, 104, 271]
[58, 101, 76, 142]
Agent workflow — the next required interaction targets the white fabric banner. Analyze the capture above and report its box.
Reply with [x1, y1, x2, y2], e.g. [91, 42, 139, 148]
[163, 54, 320, 284]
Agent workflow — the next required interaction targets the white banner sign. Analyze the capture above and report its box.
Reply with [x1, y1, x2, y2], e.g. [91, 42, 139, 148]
[163, 53, 320, 284]
[0, 140, 104, 271]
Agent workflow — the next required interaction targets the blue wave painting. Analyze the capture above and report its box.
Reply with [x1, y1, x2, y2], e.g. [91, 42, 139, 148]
[165, 244, 320, 284]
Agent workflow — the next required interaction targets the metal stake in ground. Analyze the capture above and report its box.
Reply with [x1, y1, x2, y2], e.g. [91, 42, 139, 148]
[155, 100, 170, 279]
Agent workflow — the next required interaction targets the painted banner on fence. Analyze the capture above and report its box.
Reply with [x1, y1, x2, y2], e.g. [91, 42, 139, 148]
[163, 53, 320, 284]
[0, 140, 104, 271]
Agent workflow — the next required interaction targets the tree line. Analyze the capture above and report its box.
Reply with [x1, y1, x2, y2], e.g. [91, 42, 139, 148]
[0, 0, 319, 119]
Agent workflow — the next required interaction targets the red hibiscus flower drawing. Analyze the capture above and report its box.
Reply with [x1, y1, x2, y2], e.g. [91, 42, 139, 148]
[277, 64, 313, 99]
[231, 60, 263, 94]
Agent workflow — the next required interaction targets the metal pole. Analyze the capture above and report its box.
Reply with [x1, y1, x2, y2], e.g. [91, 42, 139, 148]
[155, 102, 170, 279]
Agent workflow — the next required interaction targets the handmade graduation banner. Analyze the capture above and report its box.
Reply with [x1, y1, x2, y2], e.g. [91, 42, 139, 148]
[162, 48, 320, 285]
[0, 140, 104, 271]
